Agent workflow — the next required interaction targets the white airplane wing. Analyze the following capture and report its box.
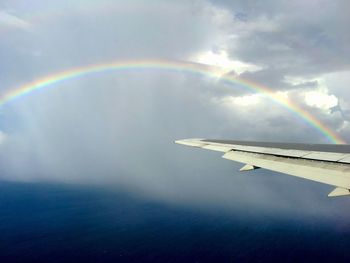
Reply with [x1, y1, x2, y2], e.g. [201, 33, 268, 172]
[175, 139, 350, 197]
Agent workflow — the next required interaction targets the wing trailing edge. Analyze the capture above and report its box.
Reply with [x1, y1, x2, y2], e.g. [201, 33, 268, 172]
[175, 138, 350, 197]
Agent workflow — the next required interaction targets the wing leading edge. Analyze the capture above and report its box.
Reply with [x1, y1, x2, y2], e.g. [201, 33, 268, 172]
[175, 139, 350, 197]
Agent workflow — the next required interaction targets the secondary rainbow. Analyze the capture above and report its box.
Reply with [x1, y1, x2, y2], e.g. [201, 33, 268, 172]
[0, 59, 346, 144]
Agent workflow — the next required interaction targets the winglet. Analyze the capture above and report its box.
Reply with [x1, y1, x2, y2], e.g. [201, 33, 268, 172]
[328, 187, 350, 197]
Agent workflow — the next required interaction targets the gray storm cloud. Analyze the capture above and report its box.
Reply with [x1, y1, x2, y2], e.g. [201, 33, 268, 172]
[1, 0, 350, 220]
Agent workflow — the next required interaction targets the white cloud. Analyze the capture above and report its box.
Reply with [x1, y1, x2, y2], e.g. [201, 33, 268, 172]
[304, 90, 338, 110]
[324, 70, 350, 106]
[0, 11, 30, 30]
[190, 49, 262, 75]
[284, 76, 339, 110]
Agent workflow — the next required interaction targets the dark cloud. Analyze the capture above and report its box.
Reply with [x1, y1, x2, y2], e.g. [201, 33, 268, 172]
[210, 0, 350, 127]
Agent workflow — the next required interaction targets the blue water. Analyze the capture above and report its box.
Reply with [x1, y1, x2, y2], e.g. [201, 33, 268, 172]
[0, 182, 349, 262]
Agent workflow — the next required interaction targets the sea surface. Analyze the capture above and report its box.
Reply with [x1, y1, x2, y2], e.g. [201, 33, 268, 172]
[0, 181, 349, 262]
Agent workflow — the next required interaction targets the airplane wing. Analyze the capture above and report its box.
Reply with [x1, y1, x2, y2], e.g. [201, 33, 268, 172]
[175, 138, 350, 197]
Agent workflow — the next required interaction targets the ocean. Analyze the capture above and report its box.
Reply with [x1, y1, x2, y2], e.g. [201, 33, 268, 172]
[0, 181, 349, 262]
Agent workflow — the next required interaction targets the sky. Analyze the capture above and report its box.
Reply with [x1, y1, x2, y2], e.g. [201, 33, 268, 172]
[1, 0, 350, 221]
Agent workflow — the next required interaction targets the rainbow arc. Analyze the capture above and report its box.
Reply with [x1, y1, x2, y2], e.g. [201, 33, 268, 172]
[0, 59, 345, 144]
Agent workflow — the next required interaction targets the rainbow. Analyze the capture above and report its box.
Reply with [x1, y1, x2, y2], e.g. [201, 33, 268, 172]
[0, 59, 346, 144]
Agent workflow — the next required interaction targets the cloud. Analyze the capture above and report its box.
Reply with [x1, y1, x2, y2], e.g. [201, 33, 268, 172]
[0, 0, 349, 219]
[211, 0, 350, 92]
[0, 10, 30, 30]
[304, 90, 337, 110]
[190, 49, 262, 75]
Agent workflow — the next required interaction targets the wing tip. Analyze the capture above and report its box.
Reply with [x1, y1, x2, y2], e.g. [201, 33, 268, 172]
[174, 138, 206, 147]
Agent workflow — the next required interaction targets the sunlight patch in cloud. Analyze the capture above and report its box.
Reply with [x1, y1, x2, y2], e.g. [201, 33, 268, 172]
[304, 90, 338, 110]
[191, 50, 262, 75]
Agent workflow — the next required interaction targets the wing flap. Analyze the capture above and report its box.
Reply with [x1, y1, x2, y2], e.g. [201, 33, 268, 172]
[302, 152, 348, 162]
[230, 145, 311, 157]
[338, 156, 350, 164]
[239, 164, 260, 172]
[223, 150, 350, 189]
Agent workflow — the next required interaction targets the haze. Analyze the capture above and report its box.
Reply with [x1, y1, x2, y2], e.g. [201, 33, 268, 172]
[1, 0, 350, 222]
